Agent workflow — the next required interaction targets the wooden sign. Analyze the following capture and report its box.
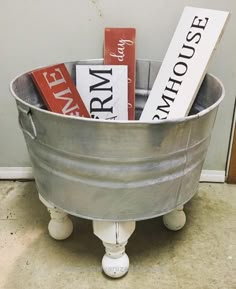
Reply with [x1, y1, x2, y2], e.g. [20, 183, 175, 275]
[140, 7, 230, 121]
[31, 64, 90, 118]
[104, 28, 136, 120]
[76, 65, 128, 120]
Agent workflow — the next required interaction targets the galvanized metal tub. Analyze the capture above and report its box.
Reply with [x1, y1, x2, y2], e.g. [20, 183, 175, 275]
[10, 59, 224, 221]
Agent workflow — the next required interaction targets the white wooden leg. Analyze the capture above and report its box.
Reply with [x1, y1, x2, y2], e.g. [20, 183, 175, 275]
[93, 220, 136, 278]
[163, 205, 186, 231]
[39, 194, 73, 240]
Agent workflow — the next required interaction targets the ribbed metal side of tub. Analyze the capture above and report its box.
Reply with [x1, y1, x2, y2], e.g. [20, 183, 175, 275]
[11, 60, 224, 221]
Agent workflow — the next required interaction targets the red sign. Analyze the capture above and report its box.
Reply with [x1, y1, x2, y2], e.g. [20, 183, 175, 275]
[104, 28, 136, 120]
[31, 64, 90, 118]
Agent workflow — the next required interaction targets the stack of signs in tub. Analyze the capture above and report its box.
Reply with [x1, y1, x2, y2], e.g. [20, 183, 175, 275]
[30, 6, 229, 122]
[30, 28, 136, 121]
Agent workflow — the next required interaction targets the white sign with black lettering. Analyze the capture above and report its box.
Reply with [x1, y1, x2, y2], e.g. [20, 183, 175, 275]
[140, 6, 229, 121]
[76, 65, 128, 120]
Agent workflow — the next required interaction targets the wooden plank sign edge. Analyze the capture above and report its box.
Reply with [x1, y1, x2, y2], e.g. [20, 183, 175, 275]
[76, 65, 128, 120]
[30, 63, 90, 118]
[104, 28, 136, 120]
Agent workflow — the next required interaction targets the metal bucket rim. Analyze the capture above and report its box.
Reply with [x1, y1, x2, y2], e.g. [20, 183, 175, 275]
[10, 59, 225, 125]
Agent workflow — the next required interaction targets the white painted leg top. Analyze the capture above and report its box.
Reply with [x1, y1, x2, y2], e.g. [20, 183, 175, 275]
[93, 221, 136, 244]
[39, 194, 73, 240]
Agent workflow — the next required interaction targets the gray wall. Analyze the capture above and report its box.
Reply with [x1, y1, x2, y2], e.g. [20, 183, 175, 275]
[1, 0, 236, 170]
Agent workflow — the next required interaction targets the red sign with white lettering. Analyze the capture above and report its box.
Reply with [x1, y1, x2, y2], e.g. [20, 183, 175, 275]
[104, 28, 136, 120]
[30, 64, 90, 118]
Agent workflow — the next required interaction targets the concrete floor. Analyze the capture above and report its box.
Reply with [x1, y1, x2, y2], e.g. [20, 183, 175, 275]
[0, 181, 235, 289]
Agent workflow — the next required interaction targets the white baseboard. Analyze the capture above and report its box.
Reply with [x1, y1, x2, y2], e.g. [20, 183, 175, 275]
[0, 167, 225, 183]
[199, 170, 225, 183]
[0, 167, 34, 179]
